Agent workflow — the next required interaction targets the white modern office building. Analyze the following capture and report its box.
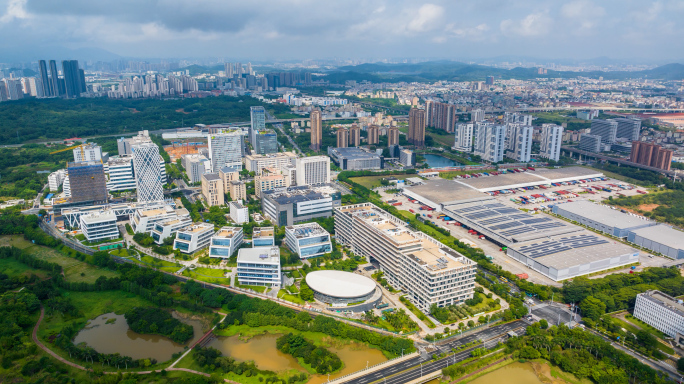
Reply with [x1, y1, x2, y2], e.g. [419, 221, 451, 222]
[454, 123, 474, 152]
[252, 227, 275, 247]
[229, 201, 249, 224]
[262, 185, 341, 226]
[295, 156, 330, 186]
[209, 226, 244, 258]
[208, 130, 245, 172]
[236, 246, 281, 286]
[132, 142, 165, 202]
[182, 154, 211, 183]
[130, 205, 189, 233]
[173, 223, 215, 254]
[74, 143, 108, 163]
[505, 124, 533, 162]
[244, 152, 297, 173]
[151, 216, 193, 245]
[285, 222, 333, 259]
[634, 290, 684, 347]
[540, 124, 564, 161]
[48, 169, 67, 192]
[334, 203, 477, 311]
[399, 149, 415, 167]
[104, 155, 166, 193]
[79, 210, 119, 242]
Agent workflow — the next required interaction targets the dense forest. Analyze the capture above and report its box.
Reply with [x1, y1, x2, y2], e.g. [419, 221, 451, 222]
[0, 96, 291, 144]
[125, 307, 194, 343]
[276, 333, 342, 374]
[606, 189, 684, 228]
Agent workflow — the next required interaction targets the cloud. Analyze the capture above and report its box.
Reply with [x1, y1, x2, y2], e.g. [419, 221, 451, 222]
[0, 0, 28, 23]
[407, 4, 444, 33]
[500, 12, 552, 37]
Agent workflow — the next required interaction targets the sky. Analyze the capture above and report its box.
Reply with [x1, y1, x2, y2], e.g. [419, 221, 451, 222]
[1, 0, 683, 63]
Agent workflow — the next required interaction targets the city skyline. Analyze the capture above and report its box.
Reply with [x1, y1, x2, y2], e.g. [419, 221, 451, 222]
[0, 1, 682, 62]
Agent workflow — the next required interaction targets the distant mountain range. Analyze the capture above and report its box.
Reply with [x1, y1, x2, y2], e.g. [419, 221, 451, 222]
[322, 61, 684, 83]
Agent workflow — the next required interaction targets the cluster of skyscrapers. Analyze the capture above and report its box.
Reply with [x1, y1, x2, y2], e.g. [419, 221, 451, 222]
[0, 59, 85, 101]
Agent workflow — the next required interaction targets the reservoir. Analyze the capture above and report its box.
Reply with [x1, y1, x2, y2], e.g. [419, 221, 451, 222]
[72, 312, 204, 362]
[422, 154, 457, 168]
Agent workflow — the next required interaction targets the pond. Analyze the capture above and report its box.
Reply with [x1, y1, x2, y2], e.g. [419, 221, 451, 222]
[422, 154, 458, 168]
[207, 333, 388, 383]
[72, 312, 204, 362]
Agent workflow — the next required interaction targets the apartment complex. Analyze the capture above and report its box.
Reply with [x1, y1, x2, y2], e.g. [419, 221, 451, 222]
[349, 124, 361, 147]
[173, 223, 215, 254]
[255, 173, 287, 198]
[408, 108, 426, 147]
[285, 222, 332, 259]
[387, 126, 400, 147]
[474, 123, 506, 162]
[470, 109, 484, 122]
[201, 173, 225, 207]
[48, 169, 67, 192]
[262, 184, 341, 226]
[540, 124, 564, 161]
[634, 290, 684, 347]
[590, 119, 618, 144]
[454, 123, 474, 152]
[208, 226, 244, 258]
[336, 128, 349, 148]
[579, 133, 603, 152]
[310, 109, 322, 151]
[615, 117, 642, 141]
[630, 141, 673, 171]
[334, 203, 477, 311]
[505, 124, 533, 162]
[426, 101, 456, 133]
[237, 246, 281, 287]
[367, 125, 379, 145]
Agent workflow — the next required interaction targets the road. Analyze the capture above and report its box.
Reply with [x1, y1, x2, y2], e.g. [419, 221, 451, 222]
[562, 146, 681, 178]
[267, 111, 304, 156]
[344, 320, 526, 384]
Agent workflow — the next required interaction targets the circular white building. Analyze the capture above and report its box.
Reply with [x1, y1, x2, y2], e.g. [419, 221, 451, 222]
[305, 270, 378, 306]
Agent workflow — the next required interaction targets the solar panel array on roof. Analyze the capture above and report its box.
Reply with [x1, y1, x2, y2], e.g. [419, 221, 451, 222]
[517, 233, 609, 259]
[445, 201, 574, 244]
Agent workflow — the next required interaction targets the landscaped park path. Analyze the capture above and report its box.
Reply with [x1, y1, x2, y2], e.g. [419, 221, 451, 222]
[32, 305, 239, 382]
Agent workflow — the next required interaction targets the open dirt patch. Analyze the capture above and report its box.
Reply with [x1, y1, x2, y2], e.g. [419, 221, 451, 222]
[128, 108, 140, 113]
[175, 108, 191, 114]
[638, 204, 660, 212]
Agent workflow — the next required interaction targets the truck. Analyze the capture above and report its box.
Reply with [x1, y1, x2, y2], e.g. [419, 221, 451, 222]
[392, 202, 402, 206]
[409, 209, 415, 213]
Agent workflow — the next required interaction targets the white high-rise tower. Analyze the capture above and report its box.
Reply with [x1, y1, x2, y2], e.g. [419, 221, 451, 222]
[132, 142, 165, 202]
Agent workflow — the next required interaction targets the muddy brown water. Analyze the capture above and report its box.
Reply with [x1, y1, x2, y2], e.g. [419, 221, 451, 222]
[207, 334, 387, 383]
[73, 312, 204, 362]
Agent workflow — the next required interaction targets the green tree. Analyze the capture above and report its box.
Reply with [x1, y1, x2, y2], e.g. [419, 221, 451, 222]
[539, 319, 548, 329]
[580, 296, 606, 322]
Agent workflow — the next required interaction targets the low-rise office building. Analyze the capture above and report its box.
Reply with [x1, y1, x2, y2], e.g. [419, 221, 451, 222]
[634, 290, 684, 347]
[244, 152, 297, 173]
[130, 205, 189, 233]
[80, 210, 119, 242]
[182, 154, 211, 183]
[173, 223, 215, 254]
[262, 184, 341, 226]
[151, 217, 193, 245]
[237, 246, 281, 287]
[327, 147, 383, 170]
[208, 226, 244, 258]
[285, 222, 332, 258]
[334, 203, 477, 311]
[255, 173, 287, 198]
[229, 201, 249, 224]
[252, 227, 275, 247]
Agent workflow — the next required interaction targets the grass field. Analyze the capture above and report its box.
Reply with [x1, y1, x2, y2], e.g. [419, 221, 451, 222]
[182, 267, 231, 285]
[426, 129, 455, 147]
[140, 255, 181, 272]
[350, 175, 412, 189]
[0, 257, 49, 279]
[277, 289, 305, 305]
[397, 210, 416, 220]
[0, 235, 119, 284]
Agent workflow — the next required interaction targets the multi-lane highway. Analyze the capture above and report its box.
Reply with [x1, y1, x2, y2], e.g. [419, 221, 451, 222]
[344, 320, 526, 384]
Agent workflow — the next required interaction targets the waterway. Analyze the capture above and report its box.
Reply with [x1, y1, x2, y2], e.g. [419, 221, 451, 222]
[72, 312, 204, 362]
[207, 334, 387, 383]
[422, 154, 458, 168]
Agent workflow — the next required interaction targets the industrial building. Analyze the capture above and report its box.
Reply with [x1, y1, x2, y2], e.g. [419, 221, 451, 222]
[634, 290, 684, 347]
[334, 203, 477, 311]
[252, 227, 275, 247]
[262, 184, 341, 226]
[237, 246, 281, 286]
[327, 147, 383, 170]
[552, 201, 656, 238]
[173, 223, 215, 254]
[627, 225, 684, 259]
[208, 226, 244, 258]
[306, 270, 380, 309]
[284, 222, 332, 258]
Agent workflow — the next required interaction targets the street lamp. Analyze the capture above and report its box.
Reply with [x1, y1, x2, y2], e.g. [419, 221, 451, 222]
[401, 348, 404, 357]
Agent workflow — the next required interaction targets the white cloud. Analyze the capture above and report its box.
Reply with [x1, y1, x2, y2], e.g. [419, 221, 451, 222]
[406, 4, 444, 33]
[500, 11, 552, 37]
[0, 0, 28, 23]
[445, 23, 490, 39]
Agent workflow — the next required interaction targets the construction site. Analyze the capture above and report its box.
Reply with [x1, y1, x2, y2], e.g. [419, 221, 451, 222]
[163, 139, 208, 162]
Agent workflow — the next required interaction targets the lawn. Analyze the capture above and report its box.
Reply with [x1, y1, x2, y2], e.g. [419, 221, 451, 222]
[426, 127, 455, 147]
[234, 277, 267, 293]
[0, 257, 48, 279]
[20, 241, 119, 284]
[397, 210, 416, 220]
[140, 255, 182, 272]
[350, 175, 412, 189]
[277, 289, 305, 305]
[468, 292, 501, 315]
[182, 267, 231, 285]
[399, 296, 436, 328]
[0, 235, 35, 249]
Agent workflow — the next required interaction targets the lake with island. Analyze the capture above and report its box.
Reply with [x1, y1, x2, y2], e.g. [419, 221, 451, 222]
[72, 312, 204, 362]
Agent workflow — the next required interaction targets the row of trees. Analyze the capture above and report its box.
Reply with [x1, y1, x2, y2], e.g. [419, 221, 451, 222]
[124, 307, 194, 343]
[276, 333, 342, 374]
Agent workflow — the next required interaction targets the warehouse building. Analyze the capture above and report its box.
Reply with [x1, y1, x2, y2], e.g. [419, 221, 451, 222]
[627, 225, 684, 259]
[552, 201, 656, 238]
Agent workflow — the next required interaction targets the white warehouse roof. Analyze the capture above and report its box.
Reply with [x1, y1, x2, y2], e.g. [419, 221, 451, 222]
[305, 270, 376, 299]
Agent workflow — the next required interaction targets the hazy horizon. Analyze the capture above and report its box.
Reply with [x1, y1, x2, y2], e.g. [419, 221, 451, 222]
[1, 0, 682, 63]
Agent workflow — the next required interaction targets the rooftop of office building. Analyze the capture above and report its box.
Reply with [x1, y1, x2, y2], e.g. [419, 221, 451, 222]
[229, 201, 246, 209]
[253, 227, 275, 238]
[157, 217, 191, 228]
[202, 173, 221, 181]
[285, 222, 329, 238]
[245, 152, 297, 160]
[406, 240, 467, 271]
[237, 246, 280, 263]
[178, 222, 214, 234]
[328, 147, 381, 159]
[641, 290, 684, 317]
[81, 210, 116, 223]
[264, 184, 338, 204]
[214, 226, 243, 239]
